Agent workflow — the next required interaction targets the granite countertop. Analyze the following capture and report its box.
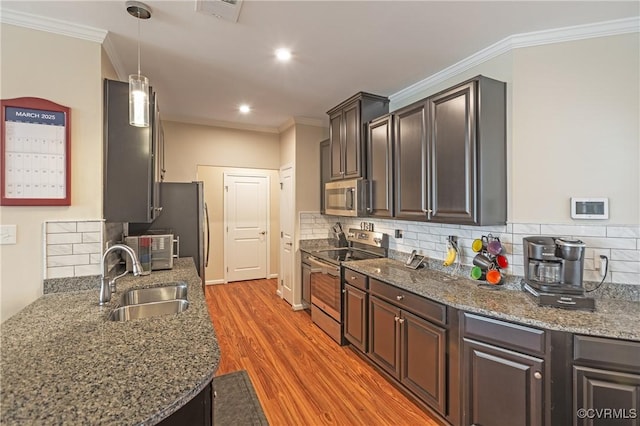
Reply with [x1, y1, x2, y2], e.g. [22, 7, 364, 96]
[342, 258, 640, 341]
[1, 258, 219, 425]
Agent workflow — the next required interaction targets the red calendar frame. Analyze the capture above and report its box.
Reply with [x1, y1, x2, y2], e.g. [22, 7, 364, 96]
[1, 97, 71, 206]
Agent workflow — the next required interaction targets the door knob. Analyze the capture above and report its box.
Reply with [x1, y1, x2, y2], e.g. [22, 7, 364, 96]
[259, 231, 266, 235]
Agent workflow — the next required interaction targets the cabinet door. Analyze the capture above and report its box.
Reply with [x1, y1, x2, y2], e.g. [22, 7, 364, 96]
[428, 81, 477, 224]
[103, 79, 155, 223]
[344, 284, 367, 352]
[367, 115, 393, 217]
[394, 101, 428, 221]
[320, 139, 330, 213]
[574, 366, 640, 426]
[368, 296, 401, 377]
[329, 111, 343, 180]
[400, 310, 447, 415]
[342, 101, 362, 178]
[301, 263, 311, 306]
[463, 338, 544, 426]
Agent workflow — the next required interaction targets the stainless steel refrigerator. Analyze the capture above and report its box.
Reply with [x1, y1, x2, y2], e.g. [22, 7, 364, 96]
[129, 181, 209, 288]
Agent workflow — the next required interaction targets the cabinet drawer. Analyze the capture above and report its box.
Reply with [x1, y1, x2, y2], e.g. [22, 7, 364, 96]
[311, 304, 342, 344]
[370, 279, 446, 325]
[462, 312, 545, 356]
[344, 269, 368, 290]
[574, 335, 640, 372]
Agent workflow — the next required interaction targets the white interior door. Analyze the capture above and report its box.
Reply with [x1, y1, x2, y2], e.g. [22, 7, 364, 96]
[224, 173, 269, 282]
[279, 166, 294, 304]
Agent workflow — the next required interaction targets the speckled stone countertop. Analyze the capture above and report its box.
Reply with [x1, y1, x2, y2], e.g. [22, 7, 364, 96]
[1, 258, 219, 425]
[342, 258, 640, 341]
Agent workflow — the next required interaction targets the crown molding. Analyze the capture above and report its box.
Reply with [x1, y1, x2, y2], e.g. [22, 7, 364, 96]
[163, 115, 280, 134]
[102, 33, 127, 81]
[390, 16, 640, 107]
[0, 8, 107, 43]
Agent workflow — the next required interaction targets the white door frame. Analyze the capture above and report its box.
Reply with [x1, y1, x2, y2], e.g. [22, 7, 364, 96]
[223, 171, 271, 283]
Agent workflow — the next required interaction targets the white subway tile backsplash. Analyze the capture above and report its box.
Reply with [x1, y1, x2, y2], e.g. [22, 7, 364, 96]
[73, 243, 101, 255]
[607, 226, 640, 238]
[47, 266, 74, 279]
[610, 249, 640, 262]
[609, 261, 640, 273]
[77, 221, 102, 233]
[47, 233, 82, 245]
[47, 244, 73, 256]
[512, 223, 541, 234]
[47, 254, 90, 267]
[540, 224, 607, 237]
[74, 264, 101, 276]
[90, 254, 101, 264]
[580, 237, 637, 250]
[46, 222, 77, 233]
[611, 272, 640, 285]
[82, 232, 101, 243]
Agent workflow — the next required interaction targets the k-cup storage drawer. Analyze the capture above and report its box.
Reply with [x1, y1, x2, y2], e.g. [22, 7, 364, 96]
[462, 312, 546, 355]
[574, 335, 640, 373]
[344, 269, 368, 290]
[370, 278, 446, 325]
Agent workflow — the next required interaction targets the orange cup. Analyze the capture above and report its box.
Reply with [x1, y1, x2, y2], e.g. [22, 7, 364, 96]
[486, 269, 502, 285]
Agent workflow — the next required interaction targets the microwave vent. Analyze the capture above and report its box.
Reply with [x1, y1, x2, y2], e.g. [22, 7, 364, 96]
[195, 0, 244, 23]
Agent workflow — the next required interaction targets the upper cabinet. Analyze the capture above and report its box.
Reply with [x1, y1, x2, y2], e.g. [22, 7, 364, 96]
[103, 79, 164, 223]
[327, 92, 389, 180]
[387, 75, 506, 225]
[319, 139, 330, 214]
[367, 115, 394, 217]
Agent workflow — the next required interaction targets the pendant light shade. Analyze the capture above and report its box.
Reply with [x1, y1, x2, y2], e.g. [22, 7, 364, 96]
[129, 74, 149, 127]
[126, 1, 151, 127]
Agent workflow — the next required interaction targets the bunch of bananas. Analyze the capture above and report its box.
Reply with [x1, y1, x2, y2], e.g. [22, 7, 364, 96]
[443, 242, 458, 266]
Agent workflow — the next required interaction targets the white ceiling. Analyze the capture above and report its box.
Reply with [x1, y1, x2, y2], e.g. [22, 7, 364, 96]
[2, 1, 639, 132]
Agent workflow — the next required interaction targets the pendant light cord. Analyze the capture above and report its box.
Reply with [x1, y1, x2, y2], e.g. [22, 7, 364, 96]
[137, 9, 141, 77]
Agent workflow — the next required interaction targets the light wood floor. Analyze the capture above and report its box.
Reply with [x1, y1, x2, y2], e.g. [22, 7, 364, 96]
[205, 278, 441, 426]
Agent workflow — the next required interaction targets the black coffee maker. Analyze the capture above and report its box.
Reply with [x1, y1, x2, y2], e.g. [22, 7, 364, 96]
[522, 236, 595, 310]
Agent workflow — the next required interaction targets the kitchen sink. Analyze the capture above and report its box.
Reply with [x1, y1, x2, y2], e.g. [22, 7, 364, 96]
[119, 283, 187, 306]
[109, 299, 189, 321]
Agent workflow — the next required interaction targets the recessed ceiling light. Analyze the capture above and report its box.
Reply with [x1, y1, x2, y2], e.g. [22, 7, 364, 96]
[239, 104, 250, 114]
[275, 48, 292, 62]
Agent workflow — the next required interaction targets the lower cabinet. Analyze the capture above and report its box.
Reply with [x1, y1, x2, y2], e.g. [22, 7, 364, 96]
[158, 381, 213, 426]
[343, 283, 368, 352]
[368, 294, 447, 416]
[463, 338, 544, 426]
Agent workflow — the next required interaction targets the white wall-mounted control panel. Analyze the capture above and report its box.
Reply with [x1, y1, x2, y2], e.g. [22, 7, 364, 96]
[570, 197, 609, 220]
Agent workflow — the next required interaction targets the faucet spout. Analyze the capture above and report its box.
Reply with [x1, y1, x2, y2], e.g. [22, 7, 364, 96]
[99, 244, 144, 305]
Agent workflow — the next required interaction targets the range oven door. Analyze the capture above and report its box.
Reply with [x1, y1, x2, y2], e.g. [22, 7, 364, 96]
[308, 256, 341, 321]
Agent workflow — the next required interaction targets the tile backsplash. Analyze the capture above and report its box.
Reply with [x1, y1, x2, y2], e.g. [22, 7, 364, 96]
[299, 212, 640, 287]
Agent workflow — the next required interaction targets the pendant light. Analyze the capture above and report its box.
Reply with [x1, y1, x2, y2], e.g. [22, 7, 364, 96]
[126, 1, 152, 127]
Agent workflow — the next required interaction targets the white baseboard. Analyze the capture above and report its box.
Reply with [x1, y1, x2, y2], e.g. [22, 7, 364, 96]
[276, 288, 282, 297]
[206, 279, 225, 285]
[268, 273, 278, 279]
[291, 303, 305, 311]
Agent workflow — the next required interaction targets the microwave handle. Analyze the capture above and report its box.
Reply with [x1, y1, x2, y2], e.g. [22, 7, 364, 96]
[346, 187, 355, 210]
[173, 236, 180, 259]
[367, 180, 373, 214]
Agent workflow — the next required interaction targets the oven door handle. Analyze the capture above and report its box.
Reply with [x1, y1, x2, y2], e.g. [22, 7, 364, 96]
[307, 256, 340, 275]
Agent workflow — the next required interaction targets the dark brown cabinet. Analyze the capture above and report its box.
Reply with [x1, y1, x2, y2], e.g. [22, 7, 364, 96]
[327, 92, 389, 180]
[427, 76, 506, 225]
[393, 101, 428, 221]
[343, 284, 368, 352]
[462, 312, 546, 426]
[573, 335, 640, 426]
[368, 279, 448, 417]
[103, 79, 163, 223]
[158, 381, 213, 426]
[367, 114, 394, 217]
[391, 75, 506, 225]
[320, 139, 330, 214]
[463, 338, 544, 426]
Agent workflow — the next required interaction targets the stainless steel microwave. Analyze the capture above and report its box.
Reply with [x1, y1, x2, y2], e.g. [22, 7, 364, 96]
[124, 234, 178, 272]
[324, 178, 368, 217]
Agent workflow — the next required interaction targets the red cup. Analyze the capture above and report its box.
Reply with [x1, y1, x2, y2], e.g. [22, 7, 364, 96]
[486, 269, 502, 285]
[496, 254, 509, 269]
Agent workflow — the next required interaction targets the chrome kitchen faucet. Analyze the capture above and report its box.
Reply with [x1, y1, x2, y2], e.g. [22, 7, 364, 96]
[99, 244, 144, 305]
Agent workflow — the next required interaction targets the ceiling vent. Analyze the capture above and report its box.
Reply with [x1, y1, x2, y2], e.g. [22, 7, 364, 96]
[195, 0, 244, 23]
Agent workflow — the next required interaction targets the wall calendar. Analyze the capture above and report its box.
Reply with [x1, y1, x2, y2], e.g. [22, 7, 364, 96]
[1, 97, 71, 206]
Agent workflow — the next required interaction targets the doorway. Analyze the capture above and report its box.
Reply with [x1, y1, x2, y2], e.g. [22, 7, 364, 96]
[279, 166, 294, 304]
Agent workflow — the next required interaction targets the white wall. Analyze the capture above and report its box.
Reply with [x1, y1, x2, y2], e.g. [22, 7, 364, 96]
[0, 24, 104, 322]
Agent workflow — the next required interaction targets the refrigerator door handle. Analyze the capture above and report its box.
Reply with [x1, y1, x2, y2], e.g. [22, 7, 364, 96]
[204, 202, 210, 268]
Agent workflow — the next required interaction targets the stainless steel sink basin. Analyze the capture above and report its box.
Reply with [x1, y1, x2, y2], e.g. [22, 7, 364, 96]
[109, 299, 189, 321]
[119, 283, 187, 306]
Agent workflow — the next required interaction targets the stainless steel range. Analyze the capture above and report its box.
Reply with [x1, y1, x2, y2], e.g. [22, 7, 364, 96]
[307, 229, 388, 344]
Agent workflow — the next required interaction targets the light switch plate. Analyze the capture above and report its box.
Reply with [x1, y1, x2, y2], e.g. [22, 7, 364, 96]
[0, 224, 17, 245]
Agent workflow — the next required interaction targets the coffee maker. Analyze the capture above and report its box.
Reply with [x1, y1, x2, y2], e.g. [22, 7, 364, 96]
[522, 236, 595, 310]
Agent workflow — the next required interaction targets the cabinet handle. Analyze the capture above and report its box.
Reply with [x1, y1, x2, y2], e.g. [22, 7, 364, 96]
[396, 295, 404, 301]
[422, 208, 433, 213]
[351, 276, 357, 280]
[394, 316, 399, 322]
[398, 318, 405, 324]
[342, 289, 346, 293]
[534, 371, 542, 380]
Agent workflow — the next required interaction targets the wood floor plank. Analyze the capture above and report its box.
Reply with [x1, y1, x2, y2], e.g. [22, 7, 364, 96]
[205, 279, 442, 425]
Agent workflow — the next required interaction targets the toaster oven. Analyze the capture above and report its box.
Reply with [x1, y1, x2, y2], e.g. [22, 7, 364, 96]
[124, 234, 178, 272]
